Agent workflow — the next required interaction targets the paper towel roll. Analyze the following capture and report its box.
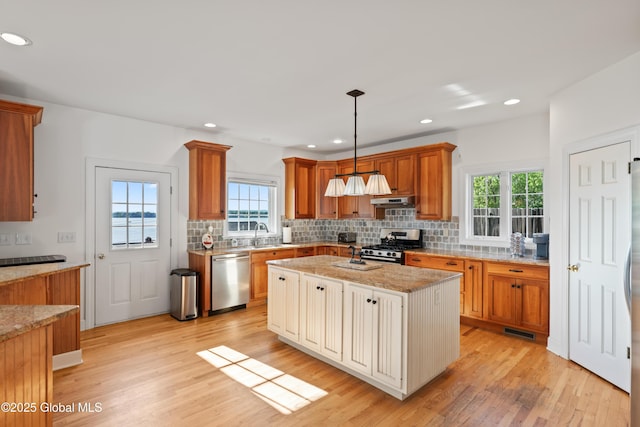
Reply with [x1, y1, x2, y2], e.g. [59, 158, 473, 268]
[282, 227, 292, 244]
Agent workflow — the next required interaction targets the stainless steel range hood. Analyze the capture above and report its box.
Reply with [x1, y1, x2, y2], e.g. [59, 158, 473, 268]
[370, 196, 415, 208]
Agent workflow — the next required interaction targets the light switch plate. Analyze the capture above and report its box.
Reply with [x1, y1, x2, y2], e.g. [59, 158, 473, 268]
[16, 232, 32, 245]
[58, 231, 76, 243]
[0, 233, 12, 246]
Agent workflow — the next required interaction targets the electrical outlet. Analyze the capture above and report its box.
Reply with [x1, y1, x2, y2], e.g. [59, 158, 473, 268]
[16, 232, 32, 245]
[58, 231, 76, 243]
[0, 233, 12, 246]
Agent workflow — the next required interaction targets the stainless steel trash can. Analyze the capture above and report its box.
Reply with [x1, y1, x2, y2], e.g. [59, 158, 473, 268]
[170, 268, 198, 321]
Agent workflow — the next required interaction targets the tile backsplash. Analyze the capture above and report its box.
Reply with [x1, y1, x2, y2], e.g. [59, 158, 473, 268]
[187, 208, 512, 255]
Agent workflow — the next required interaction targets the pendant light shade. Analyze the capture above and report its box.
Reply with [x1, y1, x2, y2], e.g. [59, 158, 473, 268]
[365, 174, 392, 195]
[323, 89, 392, 197]
[324, 177, 346, 197]
[344, 175, 367, 196]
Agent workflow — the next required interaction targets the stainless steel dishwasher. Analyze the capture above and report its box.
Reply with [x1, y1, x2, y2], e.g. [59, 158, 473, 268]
[210, 252, 250, 313]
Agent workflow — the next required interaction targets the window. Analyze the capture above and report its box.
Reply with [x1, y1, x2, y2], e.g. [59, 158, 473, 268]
[226, 176, 278, 237]
[111, 180, 158, 249]
[462, 165, 546, 246]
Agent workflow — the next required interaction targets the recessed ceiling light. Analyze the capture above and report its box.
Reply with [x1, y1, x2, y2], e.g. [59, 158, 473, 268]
[307, 144, 316, 148]
[504, 98, 521, 106]
[1, 32, 32, 46]
[333, 139, 343, 144]
[204, 123, 216, 128]
[420, 118, 433, 124]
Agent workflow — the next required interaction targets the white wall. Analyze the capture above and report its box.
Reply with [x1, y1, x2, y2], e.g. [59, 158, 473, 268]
[547, 51, 640, 357]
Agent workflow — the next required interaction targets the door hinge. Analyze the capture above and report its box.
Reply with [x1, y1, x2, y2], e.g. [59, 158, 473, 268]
[170, 238, 173, 247]
[629, 162, 632, 174]
[628, 346, 631, 359]
[170, 186, 173, 195]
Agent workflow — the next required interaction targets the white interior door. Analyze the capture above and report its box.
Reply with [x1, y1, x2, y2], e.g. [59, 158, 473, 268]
[569, 141, 630, 392]
[95, 167, 172, 326]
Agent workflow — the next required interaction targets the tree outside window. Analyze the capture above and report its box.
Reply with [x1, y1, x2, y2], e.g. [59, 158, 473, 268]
[511, 171, 543, 238]
[472, 174, 500, 237]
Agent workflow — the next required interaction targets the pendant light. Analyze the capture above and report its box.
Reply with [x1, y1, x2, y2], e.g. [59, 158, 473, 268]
[324, 89, 392, 197]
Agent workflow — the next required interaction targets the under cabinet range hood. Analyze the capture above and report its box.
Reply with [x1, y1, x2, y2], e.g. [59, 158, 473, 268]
[370, 196, 415, 208]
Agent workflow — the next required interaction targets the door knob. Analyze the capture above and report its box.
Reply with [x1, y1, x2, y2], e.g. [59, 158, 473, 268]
[97, 253, 105, 259]
[567, 264, 579, 272]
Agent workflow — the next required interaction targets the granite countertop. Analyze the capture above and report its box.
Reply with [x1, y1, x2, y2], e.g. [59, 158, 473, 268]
[267, 255, 461, 293]
[0, 304, 79, 343]
[404, 248, 549, 266]
[0, 262, 91, 286]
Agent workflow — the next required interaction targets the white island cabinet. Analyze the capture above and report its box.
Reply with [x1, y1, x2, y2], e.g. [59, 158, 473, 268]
[267, 255, 460, 400]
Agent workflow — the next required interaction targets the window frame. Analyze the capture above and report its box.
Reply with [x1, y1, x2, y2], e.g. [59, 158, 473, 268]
[459, 160, 548, 248]
[224, 172, 280, 239]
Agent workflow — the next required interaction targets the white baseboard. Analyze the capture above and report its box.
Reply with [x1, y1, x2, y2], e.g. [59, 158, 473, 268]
[53, 349, 83, 371]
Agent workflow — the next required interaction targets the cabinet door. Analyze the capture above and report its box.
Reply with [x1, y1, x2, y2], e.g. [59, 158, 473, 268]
[267, 268, 299, 341]
[518, 278, 549, 334]
[283, 158, 316, 219]
[343, 283, 374, 374]
[416, 147, 452, 220]
[394, 154, 416, 195]
[300, 275, 323, 352]
[0, 101, 42, 222]
[371, 289, 403, 389]
[486, 274, 517, 326]
[185, 141, 230, 220]
[464, 260, 483, 319]
[338, 160, 374, 218]
[251, 261, 269, 300]
[268, 268, 287, 335]
[321, 278, 343, 361]
[316, 162, 338, 219]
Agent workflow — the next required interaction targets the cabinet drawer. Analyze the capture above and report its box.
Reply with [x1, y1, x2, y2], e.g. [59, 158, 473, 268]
[251, 249, 296, 263]
[484, 262, 548, 280]
[295, 247, 316, 257]
[405, 254, 465, 272]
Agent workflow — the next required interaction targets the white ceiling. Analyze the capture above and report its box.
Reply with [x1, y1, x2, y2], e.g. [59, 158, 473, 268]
[2, 1, 639, 153]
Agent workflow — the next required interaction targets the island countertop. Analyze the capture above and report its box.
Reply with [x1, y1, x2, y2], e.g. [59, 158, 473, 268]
[0, 304, 79, 343]
[267, 255, 461, 293]
[0, 262, 90, 287]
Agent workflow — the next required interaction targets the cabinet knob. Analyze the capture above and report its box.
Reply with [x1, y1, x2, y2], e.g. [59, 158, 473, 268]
[446, 261, 458, 266]
[372, 299, 377, 305]
[511, 284, 516, 288]
[468, 265, 474, 270]
[367, 298, 372, 303]
[508, 269, 524, 273]
[279, 276, 285, 281]
[316, 286, 321, 290]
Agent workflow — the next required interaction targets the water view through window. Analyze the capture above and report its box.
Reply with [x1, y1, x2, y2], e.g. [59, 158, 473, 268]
[111, 180, 158, 249]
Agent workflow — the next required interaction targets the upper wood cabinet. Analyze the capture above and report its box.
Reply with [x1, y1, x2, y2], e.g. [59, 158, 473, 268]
[316, 161, 338, 219]
[184, 140, 231, 220]
[374, 153, 416, 196]
[337, 159, 375, 219]
[415, 143, 456, 220]
[283, 157, 317, 219]
[0, 99, 43, 221]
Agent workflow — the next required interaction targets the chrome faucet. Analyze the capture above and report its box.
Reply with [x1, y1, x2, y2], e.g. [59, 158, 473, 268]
[253, 222, 269, 246]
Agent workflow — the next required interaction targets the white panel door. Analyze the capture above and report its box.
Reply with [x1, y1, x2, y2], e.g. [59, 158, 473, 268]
[569, 142, 630, 392]
[95, 167, 172, 326]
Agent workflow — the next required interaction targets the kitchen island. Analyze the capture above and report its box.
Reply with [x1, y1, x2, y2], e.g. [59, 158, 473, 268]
[0, 261, 89, 369]
[266, 255, 461, 400]
[0, 304, 79, 427]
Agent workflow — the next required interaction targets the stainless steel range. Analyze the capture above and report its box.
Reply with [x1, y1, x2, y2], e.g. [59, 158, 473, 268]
[360, 228, 423, 264]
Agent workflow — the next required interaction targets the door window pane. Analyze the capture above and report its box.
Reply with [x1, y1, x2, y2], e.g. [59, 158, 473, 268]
[111, 180, 159, 249]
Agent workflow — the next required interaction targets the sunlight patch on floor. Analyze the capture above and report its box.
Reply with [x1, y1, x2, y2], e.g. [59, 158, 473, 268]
[197, 345, 328, 414]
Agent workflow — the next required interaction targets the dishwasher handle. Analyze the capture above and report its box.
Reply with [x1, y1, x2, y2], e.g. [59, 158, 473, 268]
[211, 254, 250, 262]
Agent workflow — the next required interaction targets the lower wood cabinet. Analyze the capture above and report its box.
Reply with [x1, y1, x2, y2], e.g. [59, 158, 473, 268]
[300, 274, 343, 362]
[251, 248, 296, 300]
[343, 282, 403, 389]
[405, 253, 483, 320]
[484, 262, 549, 335]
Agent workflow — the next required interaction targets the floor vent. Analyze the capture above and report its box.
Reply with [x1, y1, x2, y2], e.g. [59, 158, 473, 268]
[503, 327, 535, 341]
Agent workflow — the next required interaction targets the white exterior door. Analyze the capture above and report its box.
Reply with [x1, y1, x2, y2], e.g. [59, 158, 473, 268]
[95, 167, 172, 326]
[569, 141, 631, 392]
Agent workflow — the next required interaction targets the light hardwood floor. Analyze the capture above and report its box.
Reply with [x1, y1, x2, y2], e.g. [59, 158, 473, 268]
[53, 305, 630, 426]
